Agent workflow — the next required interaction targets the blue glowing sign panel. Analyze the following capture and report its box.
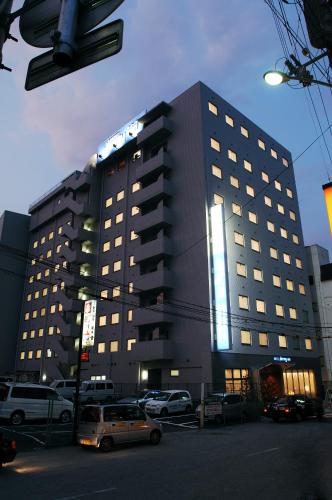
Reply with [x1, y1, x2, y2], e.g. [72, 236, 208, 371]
[97, 110, 146, 162]
[273, 356, 291, 363]
[210, 204, 229, 350]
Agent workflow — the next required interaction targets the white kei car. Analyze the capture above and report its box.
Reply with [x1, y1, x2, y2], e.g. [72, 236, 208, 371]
[145, 390, 192, 417]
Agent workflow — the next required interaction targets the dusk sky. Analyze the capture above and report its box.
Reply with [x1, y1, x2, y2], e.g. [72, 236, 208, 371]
[1, 0, 331, 254]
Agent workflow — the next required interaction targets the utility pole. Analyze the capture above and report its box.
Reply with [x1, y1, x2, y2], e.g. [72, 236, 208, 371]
[0, 0, 16, 71]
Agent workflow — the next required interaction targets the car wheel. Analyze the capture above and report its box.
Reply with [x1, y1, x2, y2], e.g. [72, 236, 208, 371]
[59, 410, 72, 424]
[215, 414, 223, 425]
[150, 430, 161, 445]
[99, 437, 113, 453]
[160, 408, 168, 418]
[10, 411, 24, 426]
[185, 405, 192, 414]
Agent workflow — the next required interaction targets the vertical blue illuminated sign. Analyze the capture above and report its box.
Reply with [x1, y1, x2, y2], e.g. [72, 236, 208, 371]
[210, 204, 230, 350]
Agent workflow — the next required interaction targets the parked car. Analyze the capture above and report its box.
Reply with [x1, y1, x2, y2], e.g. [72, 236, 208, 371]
[0, 383, 73, 425]
[268, 394, 324, 422]
[117, 390, 162, 409]
[50, 379, 77, 400]
[196, 393, 247, 423]
[78, 404, 162, 452]
[0, 433, 16, 469]
[145, 390, 192, 417]
[79, 380, 115, 404]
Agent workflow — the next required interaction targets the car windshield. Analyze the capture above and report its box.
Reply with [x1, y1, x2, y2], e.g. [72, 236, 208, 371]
[80, 406, 100, 423]
[154, 392, 171, 401]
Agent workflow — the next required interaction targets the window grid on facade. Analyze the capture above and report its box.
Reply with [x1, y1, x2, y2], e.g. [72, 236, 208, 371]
[230, 175, 239, 188]
[214, 193, 224, 205]
[208, 101, 218, 115]
[234, 231, 245, 246]
[241, 126, 249, 138]
[256, 299, 266, 314]
[212, 164, 222, 179]
[210, 137, 221, 152]
[232, 202, 242, 216]
[241, 329, 251, 345]
[243, 160, 252, 172]
[239, 295, 249, 310]
[225, 114, 234, 127]
[248, 211, 257, 224]
[236, 262, 247, 277]
[253, 268, 263, 282]
[228, 149, 237, 163]
[279, 335, 287, 348]
[259, 332, 268, 347]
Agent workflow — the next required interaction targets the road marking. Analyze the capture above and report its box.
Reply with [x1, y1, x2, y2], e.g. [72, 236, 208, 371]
[156, 420, 197, 429]
[55, 487, 117, 500]
[246, 447, 279, 457]
[156, 413, 195, 420]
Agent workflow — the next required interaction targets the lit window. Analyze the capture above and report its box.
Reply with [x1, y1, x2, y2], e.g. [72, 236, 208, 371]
[289, 210, 296, 221]
[99, 316, 107, 327]
[273, 275, 281, 288]
[29, 276, 33, 284]
[236, 262, 247, 277]
[212, 164, 222, 178]
[131, 206, 140, 216]
[127, 338, 136, 351]
[24, 312, 30, 320]
[46, 249, 52, 258]
[264, 195, 272, 207]
[132, 149, 142, 162]
[41, 236, 46, 244]
[208, 101, 218, 115]
[243, 160, 252, 172]
[58, 226, 63, 235]
[28, 351, 33, 360]
[98, 342, 105, 354]
[48, 326, 54, 335]
[246, 185, 255, 197]
[114, 236, 123, 247]
[239, 295, 249, 310]
[225, 114, 234, 127]
[251, 239, 260, 253]
[100, 290, 108, 299]
[52, 284, 57, 293]
[132, 182, 141, 193]
[210, 137, 221, 152]
[111, 313, 120, 324]
[20, 352, 25, 360]
[274, 180, 282, 191]
[36, 272, 42, 280]
[101, 265, 109, 276]
[115, 213, 124, 224]
[48, 231, 54, 240]
[275, 304, 285, 317]
[128, 282, 134, 294]
[241, 126, 249, 138]
[127, 309, 133, 322]
[271, 148, 278, 159]
[46, 349, 52, 358]
[56, 244, 61, 254]
[22, 331, 28, 340]
[299, 283, 306, 295]
[31, 259, 36, 266]
[228, 149, 237, 162]
[253, 268, 263, 282]
[50, 304, 56, 314]
[241, 329, 251, 345]
[105, 196, 113, 208]
[27, 294, 32, 302]
[40, 307, 46, 317]
[286, 279, 294, 291]
[38, 328, 43, 337]
[232, 202, 242, 216]
[267, 220, 275, 232]
[278, 335, 287, 348]
[129, 255, 135, 267]
[36, 350, 42, 359]
[305, 338, 312, 350]
[280, 227, 288, 239]
[283, 253, 291, 265]
[277, 203, 285, 215]
[130, 230, 139, 241]
[296, 258, 303, 269]
[230, 175, 239, 188]
[259, 332, 269, 347]
[33, 291, 39, 300]
[234, 231, 245, 246]
[110, 340, 119, 353]
[113, 260, 122, 272]
[289, 307, 297, 319]
[112, 286, 120, 298]
[261, 171, 269, 183]
[117, 190, 125, 201]
[270, 247, 278, 259]
[286, 187, 293, 198]
[30, 329, 35, 338]
[214, 193, 224, 205]
[248, 211, 257, 224]
[104, 218, 112, 229]
[170, 369, 180, 377]
[282, 157, 289, 167]
[33, 240, 38, 248]
[258, 139, 266, 150]
[103, 241, 111, 252]
[292, 234, 299, 245]
[256, 299, 266, 313]
[42, 288, 48, 296]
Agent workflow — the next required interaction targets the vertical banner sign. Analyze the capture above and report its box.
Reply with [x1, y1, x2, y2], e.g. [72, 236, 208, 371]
[82, 299, 97, 347]
[323, 182, 332, 234]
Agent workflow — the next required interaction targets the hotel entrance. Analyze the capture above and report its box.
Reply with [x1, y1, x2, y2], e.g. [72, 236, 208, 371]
[259, 363, 317, 401]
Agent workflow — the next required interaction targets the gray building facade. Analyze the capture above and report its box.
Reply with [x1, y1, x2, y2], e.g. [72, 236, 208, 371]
[14, 82, 322, 398]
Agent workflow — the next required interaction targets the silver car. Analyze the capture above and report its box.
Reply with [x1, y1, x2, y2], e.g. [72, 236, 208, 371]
[78, 404, 162, 452]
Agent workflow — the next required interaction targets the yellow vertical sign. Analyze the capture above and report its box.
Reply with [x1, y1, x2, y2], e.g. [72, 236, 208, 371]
[323, 182, 332, 234]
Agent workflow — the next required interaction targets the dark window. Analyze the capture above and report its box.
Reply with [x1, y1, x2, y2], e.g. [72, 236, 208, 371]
[0, 384, 9, 401]
[302, 310, 309, 323]
[309, 275, 314, 285]
[96, 383, 105, 391]
[125, 406, 146, 421]
[57, 382, 64, 388]
[103, 406, 126, 422]
[67, 381, 76, 388]
[106, 383, 114, 390]
[224, 395, 242, 404]
[179, 392, 189, 400]
[169, 393, 181, 402]
[312, 302, 318, 313]
[46, 389, 59, 400]
[11, 387, 48, 400]
[80, 406, 100, 423]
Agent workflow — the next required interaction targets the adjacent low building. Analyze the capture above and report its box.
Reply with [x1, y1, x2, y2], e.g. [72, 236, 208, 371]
[14, 82, 322, 399]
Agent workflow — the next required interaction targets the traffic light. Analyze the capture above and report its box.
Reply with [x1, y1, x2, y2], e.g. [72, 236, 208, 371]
[323, 182, 332, 234]
[303, 0, 332, 67]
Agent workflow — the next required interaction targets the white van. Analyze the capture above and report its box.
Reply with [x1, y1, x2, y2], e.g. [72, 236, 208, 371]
[0, 383, 73, 425]
[79, 380, 115, 404]
[145, 390, 192, 417]
[50, 379, 76, 400]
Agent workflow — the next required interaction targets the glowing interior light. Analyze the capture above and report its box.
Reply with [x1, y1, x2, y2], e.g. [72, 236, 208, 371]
[263, 71, 284, 86]
[210, 204, 229, 350]
[141, 370, 148, 381]
[323, 182, 332, 234]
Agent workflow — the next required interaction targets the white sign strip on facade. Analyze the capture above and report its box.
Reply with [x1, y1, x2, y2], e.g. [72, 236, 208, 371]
[210, 204, 230, 350]
[82, 299, 97, 347]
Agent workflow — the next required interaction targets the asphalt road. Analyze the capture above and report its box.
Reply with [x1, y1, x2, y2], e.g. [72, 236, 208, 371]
[2, 418, 332, 500]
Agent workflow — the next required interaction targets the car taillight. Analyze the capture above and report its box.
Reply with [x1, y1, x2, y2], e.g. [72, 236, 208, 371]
[284, 407, 290, 413]
[263, 408, 267, 413]
[11, 440, 16, 449]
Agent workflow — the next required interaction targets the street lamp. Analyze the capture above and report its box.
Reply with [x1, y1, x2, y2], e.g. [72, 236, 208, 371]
[263, 70, 288, 86]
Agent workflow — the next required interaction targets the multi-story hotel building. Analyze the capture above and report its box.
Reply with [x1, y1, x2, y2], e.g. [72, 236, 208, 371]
[14, 82, 322, 398]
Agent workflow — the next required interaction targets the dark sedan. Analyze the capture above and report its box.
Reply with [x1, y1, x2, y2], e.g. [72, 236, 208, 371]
[267, 394, 323, 422]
